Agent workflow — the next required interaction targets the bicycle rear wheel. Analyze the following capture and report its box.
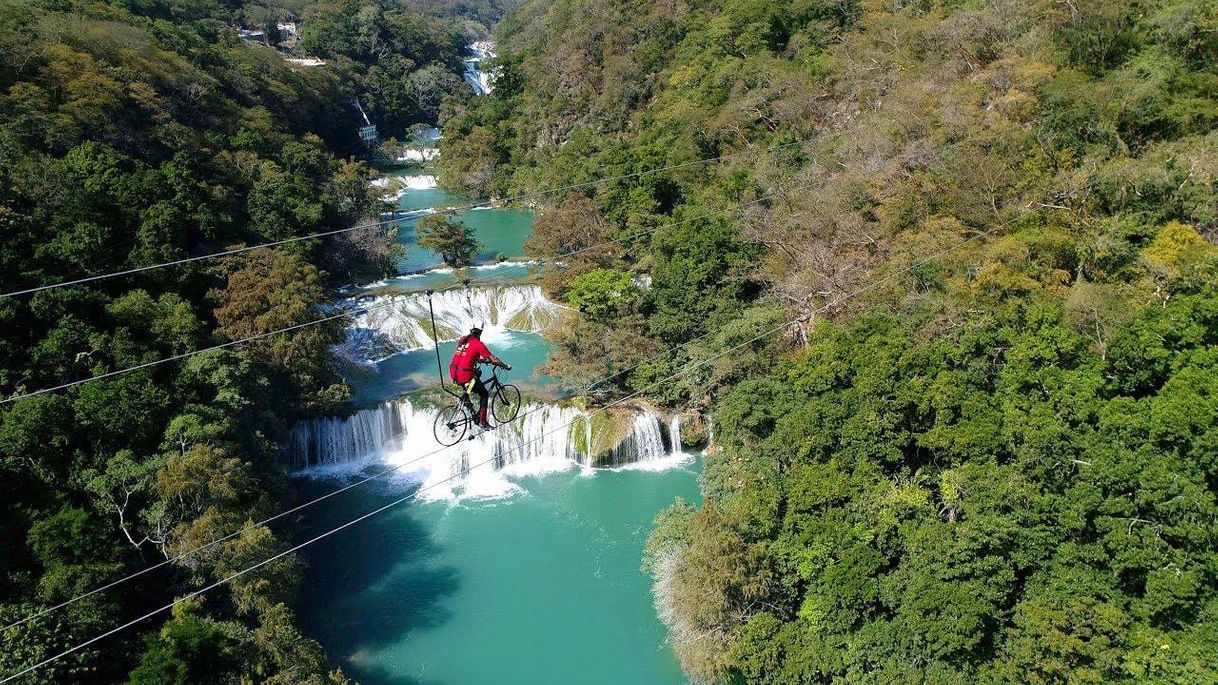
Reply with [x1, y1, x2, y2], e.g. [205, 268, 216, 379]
[490, 383, 522, 425]
[433, 403, 470, 446]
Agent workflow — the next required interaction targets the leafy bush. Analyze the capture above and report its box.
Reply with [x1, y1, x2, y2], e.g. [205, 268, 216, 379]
[565, 268, 638, 320]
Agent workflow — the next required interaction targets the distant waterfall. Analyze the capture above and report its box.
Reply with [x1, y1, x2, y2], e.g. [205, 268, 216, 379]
[464, 41, 494, 95]
[338, 285, 559, 362]
[372, 174, 438, 201]
[395, 148, 439, 163]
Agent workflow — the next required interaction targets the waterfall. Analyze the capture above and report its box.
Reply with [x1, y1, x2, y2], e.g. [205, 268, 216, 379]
[395, 148, 439, 163]
[291, 398, 583, 468]
[400, 175, 438, 190]
[372, 174, 439, 201]
[290, 398, 678, 495]
[338, 285, 560, 362]
[603, 412, 668, 465]
[464, 41, 494, 95]
[291, 400, 411, 467]
[669, 415, 682, 456]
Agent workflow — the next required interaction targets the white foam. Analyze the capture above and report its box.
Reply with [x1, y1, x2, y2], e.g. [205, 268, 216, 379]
[401, 175, 438, 190]
[607, 452, 695, 473]
[396, 148, 440, 163]
[378, 207, 437, 220]
[336, 284, 560, 360]
[464, 41, 495, 95]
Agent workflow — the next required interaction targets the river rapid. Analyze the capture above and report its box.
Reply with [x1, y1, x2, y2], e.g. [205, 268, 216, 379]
[296, 43, 695, 684]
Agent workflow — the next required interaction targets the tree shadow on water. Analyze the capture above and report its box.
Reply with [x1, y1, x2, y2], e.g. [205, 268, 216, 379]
[295, 483, 460, 685]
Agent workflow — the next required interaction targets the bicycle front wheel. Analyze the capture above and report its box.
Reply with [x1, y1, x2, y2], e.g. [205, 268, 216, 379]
[434, 403, 470, 446]
[491, 384, 522, 425]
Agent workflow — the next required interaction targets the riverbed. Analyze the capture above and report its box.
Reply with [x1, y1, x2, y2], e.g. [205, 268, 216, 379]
[297, 52, 694, 682]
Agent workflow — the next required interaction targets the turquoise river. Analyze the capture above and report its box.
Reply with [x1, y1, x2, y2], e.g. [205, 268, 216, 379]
[297, 161, 697, 683]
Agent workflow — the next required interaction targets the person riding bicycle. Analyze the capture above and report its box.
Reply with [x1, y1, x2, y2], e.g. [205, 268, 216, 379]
[449, 327, 511, 430]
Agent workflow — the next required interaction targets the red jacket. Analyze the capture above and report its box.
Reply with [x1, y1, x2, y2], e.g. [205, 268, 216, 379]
[450, 335, 491, 383]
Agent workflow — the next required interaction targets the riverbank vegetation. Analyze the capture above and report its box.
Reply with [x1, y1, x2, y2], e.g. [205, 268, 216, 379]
[0, 0, 489, 681]
[293, 0, 471, 136]
[439, 0, 1218, 681]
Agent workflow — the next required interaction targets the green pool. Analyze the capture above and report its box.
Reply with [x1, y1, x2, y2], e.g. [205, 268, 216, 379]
[297, 462, 699, 685]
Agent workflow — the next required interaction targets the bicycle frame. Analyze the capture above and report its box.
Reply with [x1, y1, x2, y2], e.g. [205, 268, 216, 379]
[434, 362, 518, 446]
[481, 362, 507, 392]
[457, 363, 505, 404]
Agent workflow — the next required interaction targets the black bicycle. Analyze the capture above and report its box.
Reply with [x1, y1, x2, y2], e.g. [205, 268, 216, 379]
[433, 362, 522, 446]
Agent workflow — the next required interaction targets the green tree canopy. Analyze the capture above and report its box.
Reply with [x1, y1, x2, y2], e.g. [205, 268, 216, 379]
[415, 214, 482, 267]
[565, 268, 638, 320]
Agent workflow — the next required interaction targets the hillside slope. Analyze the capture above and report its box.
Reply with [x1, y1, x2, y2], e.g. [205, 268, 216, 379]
[0, 0, 481, 681]
[439, 0, 1218, 681]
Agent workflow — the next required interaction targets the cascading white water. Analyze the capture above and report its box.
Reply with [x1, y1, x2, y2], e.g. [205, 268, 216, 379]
[464, 41, 494, 95]
[669, 415, 682, 456]
[291, 398, 581, 467]
[396, 148, 440, 163]
[393, 128, 442, 164]
[400, 175, 438, 189]
[289, 398, 677, 495]
[604, 412, 668, 465]
[338, 285, 560, 362]
[372, 174, 439, 201]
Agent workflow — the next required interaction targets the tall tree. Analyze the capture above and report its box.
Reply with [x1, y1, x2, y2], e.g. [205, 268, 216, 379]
[415, 214, 482, 266]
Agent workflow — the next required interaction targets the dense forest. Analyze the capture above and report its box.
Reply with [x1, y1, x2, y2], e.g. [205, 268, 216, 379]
[0, 0, 490, 681]
[290, 0, 472, 137]
[438, 0, 1218, 682]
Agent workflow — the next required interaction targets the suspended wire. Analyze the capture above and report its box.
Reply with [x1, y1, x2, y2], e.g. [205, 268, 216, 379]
[0, 286, 804, 685]
[0, 195, 971, 633]
[0, 305, 360, 406]
[0, 224, 401, 299]
[0, 194, 986, 636]
[0, 199, 764, 634]
[0, 201, 758, 407]
[0, 137, 810, 298]
[1, 220, 1003, 682]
